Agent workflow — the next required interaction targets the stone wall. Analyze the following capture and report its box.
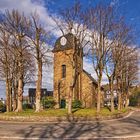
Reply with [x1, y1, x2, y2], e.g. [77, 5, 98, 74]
[82, 71, 97, 108]
[53, 49, 74, 108]
[53, 33, 100, 109]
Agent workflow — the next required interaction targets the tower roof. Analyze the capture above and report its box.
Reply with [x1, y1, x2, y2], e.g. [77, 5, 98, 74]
[52, 33, 77, 53]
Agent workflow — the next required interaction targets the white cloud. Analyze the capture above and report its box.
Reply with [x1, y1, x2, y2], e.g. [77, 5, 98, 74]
[110, 0, 119, 7]
[0, 0, 60, 93]
[83, 57, 108, 85]
[0, 0, 62, 37]
[1, 0, 138, 97]
[0, 81, 5, 99]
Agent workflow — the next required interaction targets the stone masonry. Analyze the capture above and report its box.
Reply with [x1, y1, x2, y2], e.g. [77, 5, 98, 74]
[53, 33, 99, 108]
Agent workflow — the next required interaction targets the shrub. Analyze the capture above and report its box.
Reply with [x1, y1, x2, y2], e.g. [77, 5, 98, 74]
[130, 87, 140, 106]
[129, 97, 138, 106]
[72, 100, 82, 108]
[0, 101, 6, 112]
[42, 97, 56, 109]
[129, 90, 140, 107]
[0, 101, 4, 108]
[23, 103, 33, 109]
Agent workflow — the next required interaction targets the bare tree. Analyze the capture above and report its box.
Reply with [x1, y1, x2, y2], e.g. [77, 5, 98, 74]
[87, 4, 117, 113]
[53, 2, 89, 114]
[0, 26, 13, 112]
[0, 10, 33, 112]
[27, 13, 51, 112]
[104, 19, 134, 112]
[118, 47, 138, 109]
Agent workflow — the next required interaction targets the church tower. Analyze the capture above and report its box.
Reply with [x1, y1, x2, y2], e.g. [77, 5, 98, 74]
[53, 33, 83, 108]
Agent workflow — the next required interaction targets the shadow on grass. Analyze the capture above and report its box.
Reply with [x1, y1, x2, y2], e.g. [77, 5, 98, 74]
[72, 108, 81, 113]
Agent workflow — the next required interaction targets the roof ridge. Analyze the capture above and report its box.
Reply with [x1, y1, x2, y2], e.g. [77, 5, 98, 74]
[83, 69, 98, 85]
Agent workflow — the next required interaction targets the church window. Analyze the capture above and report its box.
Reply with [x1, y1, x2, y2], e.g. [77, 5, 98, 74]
[62, 65, 66, 78]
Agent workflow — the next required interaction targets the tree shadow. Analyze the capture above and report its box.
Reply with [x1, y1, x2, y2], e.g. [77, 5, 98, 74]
[16, 116, 104, 139]
[14, 111, 140, 139]
[72, 108, 81, 113]
[118, 111, 140, 127]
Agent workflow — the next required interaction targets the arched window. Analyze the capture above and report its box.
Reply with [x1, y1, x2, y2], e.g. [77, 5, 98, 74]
[62, 65, 66, 78]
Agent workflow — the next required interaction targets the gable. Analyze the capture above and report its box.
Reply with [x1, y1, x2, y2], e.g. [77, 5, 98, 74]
[83, 70, 98, 86]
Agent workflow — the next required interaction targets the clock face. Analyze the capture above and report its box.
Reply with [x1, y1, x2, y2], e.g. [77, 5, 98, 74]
[60, 37, 67, 46]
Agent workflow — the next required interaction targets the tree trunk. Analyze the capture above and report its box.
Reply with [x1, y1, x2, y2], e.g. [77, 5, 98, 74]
[125, 87, 129, 108]
[109, 80, 114, 112]
[117, 91, 121, 111]
[57, 81, 61, 108]
[68, 86, 72, 114]
[13, 81, 18, 111]
[6, 80, 10, 112]
[9, 86, 12, 112]
[117, 78, 121, 111]
[35, 61, 42, 112]
[67, 60, 76, 114]
[15, 78, 23, 112]
[121, 94, 124, 110]
[125, 93, 129, 108]
[97, 80, 101, 113]
[13, 94, 17, 111]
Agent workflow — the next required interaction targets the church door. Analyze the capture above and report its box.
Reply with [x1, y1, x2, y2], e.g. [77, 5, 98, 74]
[60, 99, 66, 108]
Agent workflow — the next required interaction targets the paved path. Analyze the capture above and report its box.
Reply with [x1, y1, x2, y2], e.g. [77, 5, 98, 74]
[0, 111, 140, 140]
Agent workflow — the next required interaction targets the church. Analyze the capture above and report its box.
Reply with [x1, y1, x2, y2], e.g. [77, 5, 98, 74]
[53, 33, 103, 108]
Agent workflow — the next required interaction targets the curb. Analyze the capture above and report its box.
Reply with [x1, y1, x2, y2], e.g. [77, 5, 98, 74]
[0, 110, 134, 123]
[0, 134, 140, 140]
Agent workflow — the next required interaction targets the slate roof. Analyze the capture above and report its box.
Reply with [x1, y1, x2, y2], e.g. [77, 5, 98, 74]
[52, 33, 77, 52]
[83, 69, 98, 85]
[83, 69, 104, 90]
[28, 88, 53, 97]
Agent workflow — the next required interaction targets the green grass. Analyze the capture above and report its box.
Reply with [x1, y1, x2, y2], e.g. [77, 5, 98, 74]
[0, 107, 128, 117]
[2, 109, 67, 117]
[73, 108, 127, 117]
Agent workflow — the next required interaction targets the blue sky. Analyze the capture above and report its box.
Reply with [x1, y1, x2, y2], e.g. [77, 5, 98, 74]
[46, 0, 140, 45]
[1, 0, 140, 43]
[0, 0, 140, 98]
[45, 0, 140, 44]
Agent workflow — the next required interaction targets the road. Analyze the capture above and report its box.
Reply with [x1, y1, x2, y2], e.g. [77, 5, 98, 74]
[0, 111, 140, 140]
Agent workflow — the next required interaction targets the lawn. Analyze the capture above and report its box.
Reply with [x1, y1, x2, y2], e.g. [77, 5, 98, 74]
[1, 107, 128, 117]
[73, 108, 127, 117]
